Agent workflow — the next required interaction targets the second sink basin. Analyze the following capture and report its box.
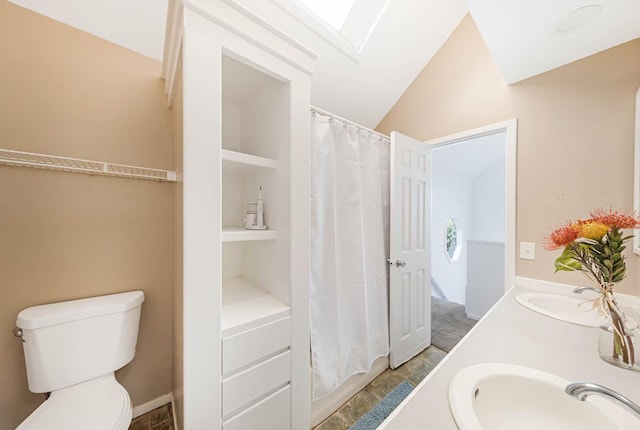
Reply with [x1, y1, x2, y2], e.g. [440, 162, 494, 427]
[449, 363, 630, 430]
[515, 292, 605, 327]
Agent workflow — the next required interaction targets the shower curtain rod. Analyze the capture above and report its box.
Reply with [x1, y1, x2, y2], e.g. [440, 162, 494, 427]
[310, 106, 390, 142]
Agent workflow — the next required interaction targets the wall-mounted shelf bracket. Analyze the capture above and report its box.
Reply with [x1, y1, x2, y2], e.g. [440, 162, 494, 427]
[0, 148, 177, 182]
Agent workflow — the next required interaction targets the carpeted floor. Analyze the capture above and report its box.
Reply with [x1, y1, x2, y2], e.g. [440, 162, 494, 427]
[431, 296, 478, 352]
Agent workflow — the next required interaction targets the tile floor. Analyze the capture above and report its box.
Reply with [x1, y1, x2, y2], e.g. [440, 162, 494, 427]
[127, 346, 447, 430]
[313, 345, 448, 430]
[129, 403, 175, 430]
[129, 298, 473, 430]
[314, 297, 476, 429]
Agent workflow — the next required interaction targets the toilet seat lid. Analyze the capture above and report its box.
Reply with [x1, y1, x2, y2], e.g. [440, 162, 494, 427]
[17, 374, 132, 430]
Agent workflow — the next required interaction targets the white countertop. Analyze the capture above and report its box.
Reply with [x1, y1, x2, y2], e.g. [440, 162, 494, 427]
[379, 281, 640, 429]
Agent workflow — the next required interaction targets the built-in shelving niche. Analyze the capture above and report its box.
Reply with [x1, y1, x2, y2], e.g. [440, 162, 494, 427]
[221, 54, 292, 327]
[173, 2, 314, 427]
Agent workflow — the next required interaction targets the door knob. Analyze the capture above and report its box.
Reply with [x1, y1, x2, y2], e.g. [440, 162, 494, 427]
[387, 259, 406, 267]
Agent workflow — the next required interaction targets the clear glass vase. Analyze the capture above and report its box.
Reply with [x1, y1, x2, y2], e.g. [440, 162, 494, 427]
[597, 304, 638, 369]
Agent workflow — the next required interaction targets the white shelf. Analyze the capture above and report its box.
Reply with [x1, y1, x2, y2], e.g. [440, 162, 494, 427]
[222, 276, 290, 337]
[222, 226, 277, 242]
[0, 148, 177, 182]
[221, 149, 278, 176]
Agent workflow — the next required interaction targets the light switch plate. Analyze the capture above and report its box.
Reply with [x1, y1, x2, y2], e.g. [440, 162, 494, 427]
[520, 242, 536, 260]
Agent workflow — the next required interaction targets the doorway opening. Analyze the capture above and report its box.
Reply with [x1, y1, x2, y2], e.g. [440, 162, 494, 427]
[427, 120, 517, 348]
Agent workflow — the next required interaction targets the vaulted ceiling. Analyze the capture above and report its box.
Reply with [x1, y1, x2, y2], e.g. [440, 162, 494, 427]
[7, 0, 640, 129]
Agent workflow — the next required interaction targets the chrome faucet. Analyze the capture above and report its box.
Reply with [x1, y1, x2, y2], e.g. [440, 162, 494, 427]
[566, 382, 640, 418]
[572, 286, 601, 295]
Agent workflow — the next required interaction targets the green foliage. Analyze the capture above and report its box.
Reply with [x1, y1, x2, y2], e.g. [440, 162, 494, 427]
[590, 228, 627, 284]
[554, 248, 582, 272]
[554, 228, 628, 285]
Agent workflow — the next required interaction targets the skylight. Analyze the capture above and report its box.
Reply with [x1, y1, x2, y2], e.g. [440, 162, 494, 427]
[286, 0, 391, 52]
[296, 0, 355, 31]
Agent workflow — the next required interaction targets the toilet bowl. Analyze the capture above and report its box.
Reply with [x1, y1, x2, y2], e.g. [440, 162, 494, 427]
[15, 291, 144, 430]
[16, 374, 131, 430]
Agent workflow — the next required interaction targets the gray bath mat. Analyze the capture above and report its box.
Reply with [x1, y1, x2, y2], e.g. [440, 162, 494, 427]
[349, 381, 414, 430]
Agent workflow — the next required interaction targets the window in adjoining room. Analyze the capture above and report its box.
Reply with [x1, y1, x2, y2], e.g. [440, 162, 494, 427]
[445, 218, 462, 262]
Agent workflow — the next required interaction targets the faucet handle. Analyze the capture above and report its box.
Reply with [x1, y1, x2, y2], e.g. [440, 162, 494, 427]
[13, 327, 24, 342]
[572, 286, 601, 295]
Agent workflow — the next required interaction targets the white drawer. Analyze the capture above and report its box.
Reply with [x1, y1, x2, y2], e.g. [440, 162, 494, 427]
[222, 316, 290, 375]
[223, 385, 290, 430]
[223, 350, 290, 418]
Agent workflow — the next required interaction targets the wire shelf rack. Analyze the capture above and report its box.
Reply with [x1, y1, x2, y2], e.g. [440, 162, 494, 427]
[0, 148, 177, 182]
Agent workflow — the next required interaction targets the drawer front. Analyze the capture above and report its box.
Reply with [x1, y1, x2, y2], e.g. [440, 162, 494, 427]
[223, 385, 290, 430]
[222, 316, 290, 375]
[223, 350, 290, 418]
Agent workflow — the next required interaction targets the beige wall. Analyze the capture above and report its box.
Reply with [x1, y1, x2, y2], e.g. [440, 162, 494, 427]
[377, 15, 640, 296]
[0, 2, 174, 428]
[172, 76, 185, 428]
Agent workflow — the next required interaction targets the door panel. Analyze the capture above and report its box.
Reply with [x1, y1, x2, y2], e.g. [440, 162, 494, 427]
[389, 131, 431, 369]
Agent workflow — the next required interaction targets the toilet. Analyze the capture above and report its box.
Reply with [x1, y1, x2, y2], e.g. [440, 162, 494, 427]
[14, 291, 145, 430]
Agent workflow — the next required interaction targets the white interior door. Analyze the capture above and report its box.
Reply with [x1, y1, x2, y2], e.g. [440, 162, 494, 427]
[389, 131, 431, 369]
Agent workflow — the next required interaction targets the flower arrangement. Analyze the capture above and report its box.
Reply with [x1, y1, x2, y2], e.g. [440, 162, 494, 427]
[544, 208, 640, 368]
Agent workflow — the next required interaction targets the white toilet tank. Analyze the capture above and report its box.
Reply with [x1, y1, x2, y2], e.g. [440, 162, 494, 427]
[16, 291, 144, 393]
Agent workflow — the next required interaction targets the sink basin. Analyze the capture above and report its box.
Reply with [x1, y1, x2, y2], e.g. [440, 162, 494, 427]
[515, 292, 605, 327]
[449, 363, 630, 430]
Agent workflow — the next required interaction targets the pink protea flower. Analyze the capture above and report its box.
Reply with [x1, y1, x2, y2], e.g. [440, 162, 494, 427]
[543, 222, 580, 250]
[589, 208, 640, 230]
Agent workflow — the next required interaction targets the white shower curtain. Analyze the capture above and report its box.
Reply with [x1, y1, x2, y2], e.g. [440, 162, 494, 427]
[310, 111, 390, 400]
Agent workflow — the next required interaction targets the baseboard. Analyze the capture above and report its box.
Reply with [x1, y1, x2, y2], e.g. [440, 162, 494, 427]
[170, 394, 179, 430]
[465, 312, 481, 321]
[132, 392, 173, 418]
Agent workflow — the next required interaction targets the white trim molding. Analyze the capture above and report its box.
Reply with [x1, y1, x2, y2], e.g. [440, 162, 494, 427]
[161, 0, 318, 106]
[132, 393, 174, 418]
[633, 86, 640, 255]
[425, 118, 518, 292]
[270, 0, 361, 62]
[161, 0, 184, 106]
